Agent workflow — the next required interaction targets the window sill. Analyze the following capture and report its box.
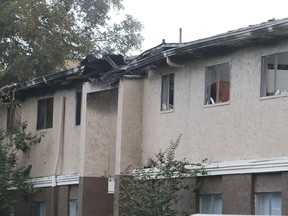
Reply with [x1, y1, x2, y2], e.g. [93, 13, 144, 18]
[204, 101, 230, 108]
[260, 94, 288, 101]
[160, 109, 174, 114]
[36, 127, 53, 131]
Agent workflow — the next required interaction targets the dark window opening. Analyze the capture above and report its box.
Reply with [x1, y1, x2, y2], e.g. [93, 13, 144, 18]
[37, 98, 53, 130]
[76, 92, 82, 126]
[161, 73, 174, 111]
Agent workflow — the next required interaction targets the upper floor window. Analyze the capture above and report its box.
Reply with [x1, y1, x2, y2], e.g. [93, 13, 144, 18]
[200, 194, 222, 214]
[37, 98, 53, 130]
[205, 63, 230, 105]
[255, 192, 281, 215]
[161, 73, 174, 111]
[75, 92, 82, 126]
[261, 51, 288, 97]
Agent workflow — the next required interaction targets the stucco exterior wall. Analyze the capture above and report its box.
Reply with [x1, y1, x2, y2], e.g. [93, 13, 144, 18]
[115, 77, 143, 174]
[82, 88, 118, 177]
[140, 40, 288, 164]
[17, 88, 81, 177]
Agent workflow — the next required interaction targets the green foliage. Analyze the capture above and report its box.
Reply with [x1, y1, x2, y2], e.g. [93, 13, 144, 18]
[119, 135, 207, 216]
[0, 0, 143, 84]
[0, 122, 43, 215]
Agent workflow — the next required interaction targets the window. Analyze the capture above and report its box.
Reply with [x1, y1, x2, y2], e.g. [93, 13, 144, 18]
[255, 192, 281, 215]
[7, 104, 21, 130]
[199, 194, 222, 214]
[37, 98, 53, 130]
[75, 92, 82, 126]
[261, 51, 288, 97]
[161, 74, 174, 111]
[205, 63, 230, 105]
[33, 202, 46, 216]
[70, 199, 78, 216]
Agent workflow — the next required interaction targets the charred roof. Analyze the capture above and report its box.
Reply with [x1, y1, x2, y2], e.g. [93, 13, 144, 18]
[2, 18, 288, 97]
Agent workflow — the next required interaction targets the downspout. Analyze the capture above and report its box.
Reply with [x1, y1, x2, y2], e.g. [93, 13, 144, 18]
[52, 97, 66, 216]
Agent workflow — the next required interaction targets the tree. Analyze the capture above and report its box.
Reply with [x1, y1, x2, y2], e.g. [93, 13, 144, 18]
[0, 94, 43, 215]
[0, 0, 143, 84]
[118, 135, 207, 216]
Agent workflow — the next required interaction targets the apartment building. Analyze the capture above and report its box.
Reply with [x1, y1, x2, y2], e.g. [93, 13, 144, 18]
[1, 18, 288, 215]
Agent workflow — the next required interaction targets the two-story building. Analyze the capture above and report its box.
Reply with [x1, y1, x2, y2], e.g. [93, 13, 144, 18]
[2, 18, 288, 215]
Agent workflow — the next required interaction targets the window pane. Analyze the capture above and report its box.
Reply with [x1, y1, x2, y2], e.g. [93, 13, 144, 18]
[261, 51, 288, 97]
[37, 100, 46, 130]
[37, 98, 53, 130]
[200, 195, 212, 214]
[271, 193, 281, 215]
[70, 200, 78, 216]
[34, 202, 46, 216]
[161, 74, 174, 111]
[76, 92, 82, 125]
[45, 98, 53, 129]
[205, 63, 230, 104]
[256, 193, 270, 215]
[213, 194, 222, 214]
[256, 193, 281, 215]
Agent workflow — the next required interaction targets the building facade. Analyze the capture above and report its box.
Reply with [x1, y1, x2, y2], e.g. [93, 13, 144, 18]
[1, 18, 288, 215]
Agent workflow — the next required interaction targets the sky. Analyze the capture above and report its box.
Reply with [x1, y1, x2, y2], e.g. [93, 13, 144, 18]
[122, 0, 288, 52]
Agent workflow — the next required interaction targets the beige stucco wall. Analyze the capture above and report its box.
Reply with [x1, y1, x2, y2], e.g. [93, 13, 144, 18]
[140, 40, 288, 164]
[17, 88, 82, 177]
[115, 77, 143, 174]
[79, 82, 118, 177]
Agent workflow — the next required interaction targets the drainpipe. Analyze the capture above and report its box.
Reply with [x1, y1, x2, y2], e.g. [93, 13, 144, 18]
[52, 97, 66, 216]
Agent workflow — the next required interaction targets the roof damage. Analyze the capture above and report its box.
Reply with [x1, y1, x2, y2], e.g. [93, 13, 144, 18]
[2, 18, 288, 97]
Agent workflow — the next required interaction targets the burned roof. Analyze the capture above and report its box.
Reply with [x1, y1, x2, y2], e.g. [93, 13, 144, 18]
[2, 17, 288, 97]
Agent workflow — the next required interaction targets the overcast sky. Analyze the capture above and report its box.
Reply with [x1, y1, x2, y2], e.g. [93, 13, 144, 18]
[122, 0, 288, 52]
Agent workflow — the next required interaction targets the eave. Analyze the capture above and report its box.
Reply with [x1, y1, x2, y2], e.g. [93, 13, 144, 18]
[129, 18, 288, 73]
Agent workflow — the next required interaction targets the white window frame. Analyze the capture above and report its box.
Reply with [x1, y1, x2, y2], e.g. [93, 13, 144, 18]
[161, 73, 174, 111]
[255, 192, 281, 215]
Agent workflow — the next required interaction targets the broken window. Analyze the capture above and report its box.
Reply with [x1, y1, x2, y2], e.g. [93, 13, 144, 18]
[255, 192, 281, 215]
[261, 51, 288, 97]
[200, 194, 222, 214]
[75, 92, 82, 126]
[37, 98, 53, 130]
[161, 73, 174, 111]
[7, 103, 22, 130]
[205, 63, 230, 105]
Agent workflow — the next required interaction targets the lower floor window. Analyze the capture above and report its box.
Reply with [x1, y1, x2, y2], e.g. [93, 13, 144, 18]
[256, 192, 281, 215]
[70, 199, 78, 216]
[200, 194, 222, 214]
[33, 201, 46, 216]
